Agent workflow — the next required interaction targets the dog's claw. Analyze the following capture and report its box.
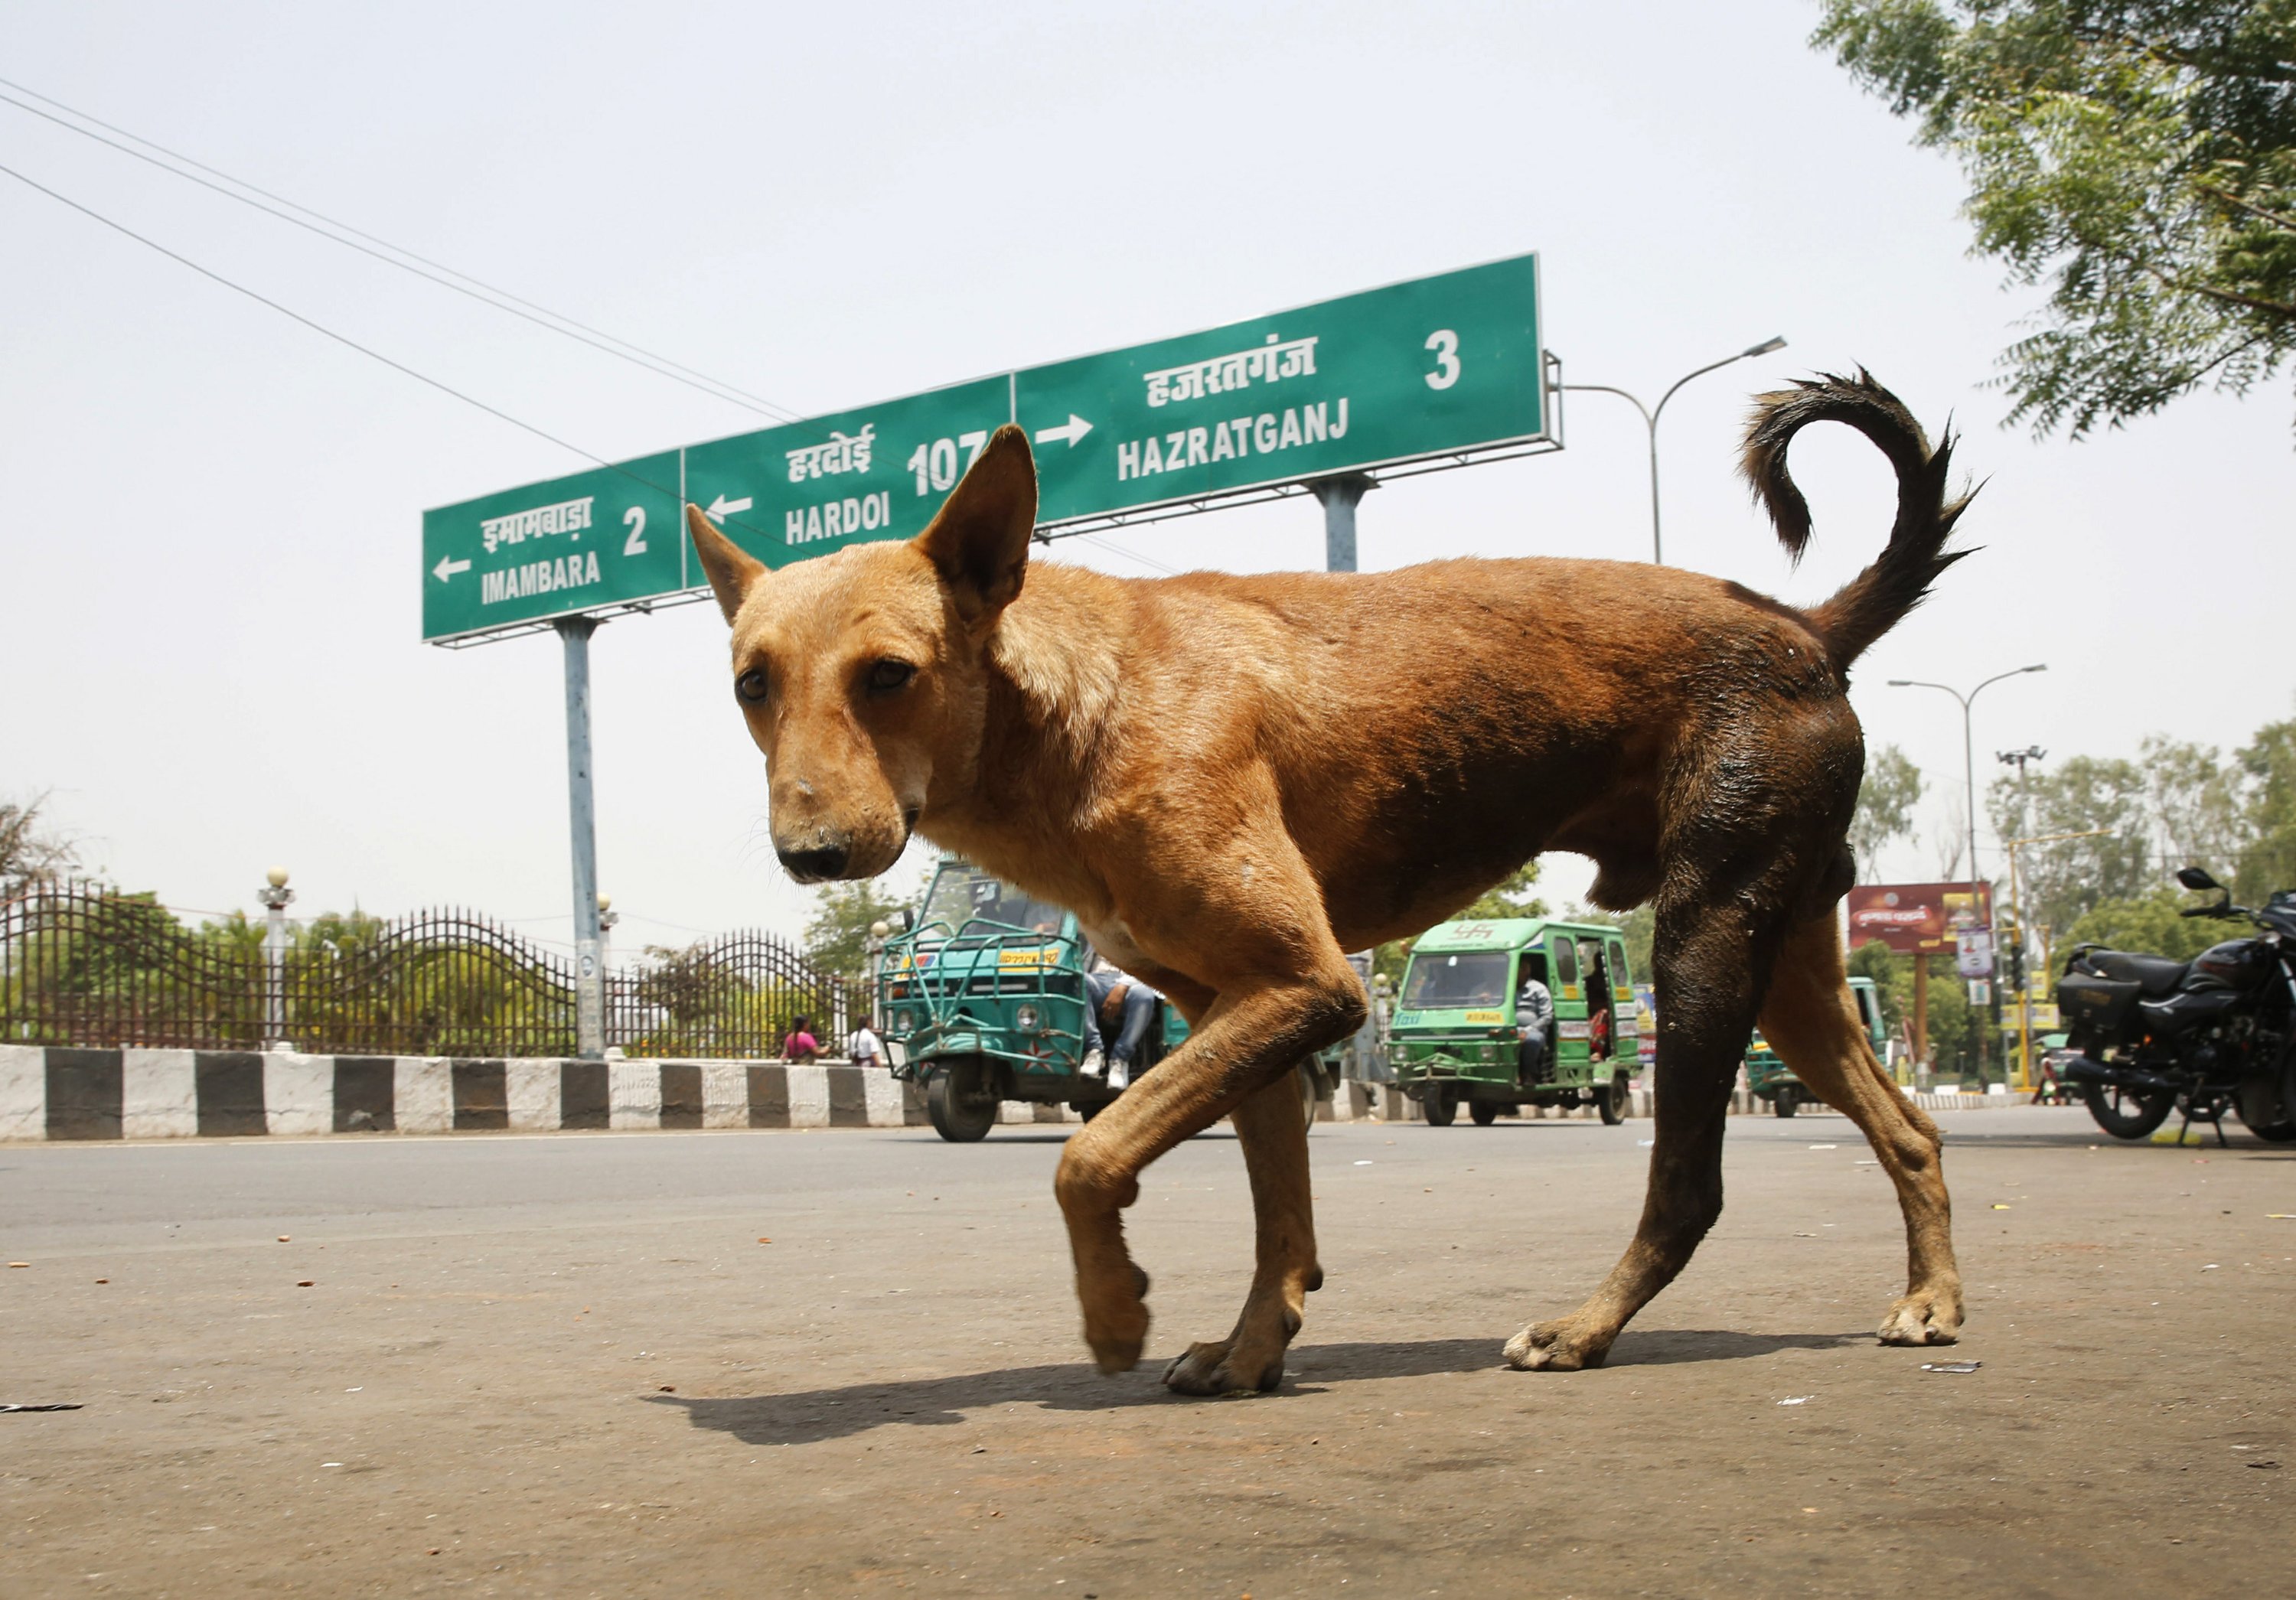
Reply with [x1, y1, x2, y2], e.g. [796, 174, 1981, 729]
[1504, 1316, 1613, 1372]
[1161, 1338, 1283, 1396]
[1878, 1288, 1962, 1347]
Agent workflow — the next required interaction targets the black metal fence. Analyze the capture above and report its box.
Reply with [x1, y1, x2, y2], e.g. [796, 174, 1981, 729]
[0, 881, 852, 1058]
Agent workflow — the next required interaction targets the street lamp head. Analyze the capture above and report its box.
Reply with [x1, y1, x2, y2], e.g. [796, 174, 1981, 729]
[597, 895, 612, 913]
[1886, 679, 1913, 687]
[869, 921, 891, 940]
[2021, 663, 2047, 674]
[265, 867, 289, 889]
[1743, 336, 1787, 357]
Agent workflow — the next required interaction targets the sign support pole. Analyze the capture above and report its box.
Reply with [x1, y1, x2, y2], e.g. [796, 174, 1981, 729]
[1312, 474, 1374, 573]
[555, 616, 605, 1061]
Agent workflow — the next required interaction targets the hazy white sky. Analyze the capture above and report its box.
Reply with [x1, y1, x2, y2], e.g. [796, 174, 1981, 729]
[3, 1, 2290, 952]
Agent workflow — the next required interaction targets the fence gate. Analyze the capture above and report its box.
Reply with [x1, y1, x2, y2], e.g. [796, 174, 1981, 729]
[1, 882, 852, 1058]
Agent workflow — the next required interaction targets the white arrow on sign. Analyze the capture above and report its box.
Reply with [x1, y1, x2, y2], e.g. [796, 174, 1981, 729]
[1034, 413, 1094, 447]
[706, 493, 753, 521]
[433, 555, 471, 583]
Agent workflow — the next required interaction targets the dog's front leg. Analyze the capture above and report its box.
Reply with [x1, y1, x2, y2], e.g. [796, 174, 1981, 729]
[1159, 1065, 1321, 1395]
[1054, 967, 1361, 1387]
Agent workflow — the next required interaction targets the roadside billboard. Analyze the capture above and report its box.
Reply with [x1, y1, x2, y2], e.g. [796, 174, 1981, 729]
[1845, 883, 1994, 955]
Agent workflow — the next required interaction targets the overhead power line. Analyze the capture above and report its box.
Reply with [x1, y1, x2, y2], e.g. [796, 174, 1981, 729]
[0, 156, 709, 521]
[0, 76, 802, 422]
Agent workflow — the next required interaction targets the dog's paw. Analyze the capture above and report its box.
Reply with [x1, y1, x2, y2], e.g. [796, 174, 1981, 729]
[1503, 1316, 1613, 1372]
[1081, 1266, 1152, 1375]
[1878, 1287, 1962, 1347]
[1161, 1338, 1282, 1397]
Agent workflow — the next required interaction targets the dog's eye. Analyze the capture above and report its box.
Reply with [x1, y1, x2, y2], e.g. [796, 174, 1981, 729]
[866, 660, 916, 695]
[735, 669, 768, 703]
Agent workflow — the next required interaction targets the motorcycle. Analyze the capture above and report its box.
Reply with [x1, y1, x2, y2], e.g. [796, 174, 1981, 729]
[2055, 866, 2296, 1144]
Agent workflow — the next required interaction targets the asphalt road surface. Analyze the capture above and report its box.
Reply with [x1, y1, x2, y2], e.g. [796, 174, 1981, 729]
[4, 1105, 2292, 1597]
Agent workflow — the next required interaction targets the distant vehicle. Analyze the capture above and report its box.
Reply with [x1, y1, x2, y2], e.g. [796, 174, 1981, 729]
[2056, 865, 2296, 1144]
[877, 857, 1326, 1141]
[1390, 917, 1639, 1126]
[1744, 976, 1887, 1117]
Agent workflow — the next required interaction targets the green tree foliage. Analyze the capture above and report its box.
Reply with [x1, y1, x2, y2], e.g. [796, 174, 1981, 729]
[1985, 752, 2152, 930]
[2140, 732, 2248, 868]
[804, 868, 927, 988]
[2235, 715, 2296, 898]
[1850, 744, 1926, 881]
[0, 792, 79, 901]
[1815, 2, 2296, 437]
[2066, 884, 2240, 959]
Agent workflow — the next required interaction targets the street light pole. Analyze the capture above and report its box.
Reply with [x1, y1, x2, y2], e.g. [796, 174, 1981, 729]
[1561, 335, 1786, 564]
[1888, 665, 2048, 1080]
[2004, 827, 2108, 1093]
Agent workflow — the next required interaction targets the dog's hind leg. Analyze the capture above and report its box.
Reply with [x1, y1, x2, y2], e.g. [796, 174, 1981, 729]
[1507, 875, 1784, 1371]
[1159, 1065, 1322, 1395]
[1756, 914, 1962, 1344]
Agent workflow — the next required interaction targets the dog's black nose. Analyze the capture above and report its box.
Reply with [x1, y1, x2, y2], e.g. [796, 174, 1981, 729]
[778, 844, 850, 880]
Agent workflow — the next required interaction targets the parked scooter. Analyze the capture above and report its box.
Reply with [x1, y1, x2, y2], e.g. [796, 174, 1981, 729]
[2055, 867, 2296, 1144]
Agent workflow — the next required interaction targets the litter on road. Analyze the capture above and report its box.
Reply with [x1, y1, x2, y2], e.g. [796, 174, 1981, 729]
[1, 1403, 83, 1413]
[1921, 1361, 1982, 1374]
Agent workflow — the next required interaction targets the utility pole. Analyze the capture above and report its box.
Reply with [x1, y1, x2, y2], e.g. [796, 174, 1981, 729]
[1560, 336, 1786, 564]
[1890, 666, 2047, 1080]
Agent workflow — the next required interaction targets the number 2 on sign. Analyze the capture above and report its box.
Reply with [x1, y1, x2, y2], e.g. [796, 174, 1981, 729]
[622, 506, 647, 556]
[1424, 330, 1461, 390]
[906, 431, 991, 494]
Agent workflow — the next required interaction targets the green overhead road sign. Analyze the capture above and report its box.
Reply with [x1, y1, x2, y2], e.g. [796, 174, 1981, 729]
[422, 253, 1548, 644]
[1023, 253, 1547, 524]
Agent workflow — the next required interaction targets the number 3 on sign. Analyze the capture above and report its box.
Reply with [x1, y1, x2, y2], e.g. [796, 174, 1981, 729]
[1424, 330, 1460, 390]
[622, 506, 647, 556]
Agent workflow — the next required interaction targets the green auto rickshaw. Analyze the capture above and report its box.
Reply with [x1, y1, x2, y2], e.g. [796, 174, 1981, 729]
[879, 856, 1329, 1141]
[1743, 974, 1887, 1116]
[1391, 917, 1642, 1126]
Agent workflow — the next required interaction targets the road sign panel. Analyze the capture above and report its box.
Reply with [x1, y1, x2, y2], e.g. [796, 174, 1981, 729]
[683, 376, 1010, 574]
[423, 254, 1547, 643]
[422, 452, 683, 644]
[1018, 254, 1544, 525]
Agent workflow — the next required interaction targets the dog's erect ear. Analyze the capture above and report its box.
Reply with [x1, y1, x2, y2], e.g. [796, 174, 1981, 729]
[687, 503, 767, 625]
[915, 424, 1036, 623]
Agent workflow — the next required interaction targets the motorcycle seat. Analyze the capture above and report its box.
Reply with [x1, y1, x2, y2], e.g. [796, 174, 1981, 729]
[2089, 950, 2188, 996]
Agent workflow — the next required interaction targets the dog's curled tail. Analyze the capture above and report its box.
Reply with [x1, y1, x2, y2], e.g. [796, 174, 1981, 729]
[1742, 370, 1976, 672]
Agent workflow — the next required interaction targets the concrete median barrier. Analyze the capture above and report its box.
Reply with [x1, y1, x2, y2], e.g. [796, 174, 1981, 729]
[0, 1045, 934, 1142]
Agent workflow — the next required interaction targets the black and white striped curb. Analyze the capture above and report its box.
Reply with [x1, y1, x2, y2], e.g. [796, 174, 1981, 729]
[0, 1046, 932, 1140]
[0, 1046, 2021, 1141]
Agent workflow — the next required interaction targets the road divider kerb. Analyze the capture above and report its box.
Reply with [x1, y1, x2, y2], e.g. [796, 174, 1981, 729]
[0, 1044, 2031, 1142]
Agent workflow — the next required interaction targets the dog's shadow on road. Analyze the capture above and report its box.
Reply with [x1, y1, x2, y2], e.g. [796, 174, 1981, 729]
[651, 1328, 1869, 1445]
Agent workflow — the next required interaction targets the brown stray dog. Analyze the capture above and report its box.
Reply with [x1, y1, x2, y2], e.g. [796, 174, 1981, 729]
[686, 370, 1971, 1394]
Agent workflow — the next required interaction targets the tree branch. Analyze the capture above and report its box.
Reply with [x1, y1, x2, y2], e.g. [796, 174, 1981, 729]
[2194, 180, 2296, 235]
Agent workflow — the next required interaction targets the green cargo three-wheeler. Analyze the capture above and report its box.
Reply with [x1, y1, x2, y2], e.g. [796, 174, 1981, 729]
[1743, 975, 1887, 1116]
[879, 857, 1329, 1141]
[1391, 917, 1642, 1126]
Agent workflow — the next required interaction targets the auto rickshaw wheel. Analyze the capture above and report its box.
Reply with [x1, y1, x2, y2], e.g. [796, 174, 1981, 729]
[926, 1059, 999, 1142]
[1599, 1071, 1630, 1126]
[1469, 1100, 1499, 1126]
[1773, 1087, 1798, 1118]
[1424, 1087, 1457, 1126]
